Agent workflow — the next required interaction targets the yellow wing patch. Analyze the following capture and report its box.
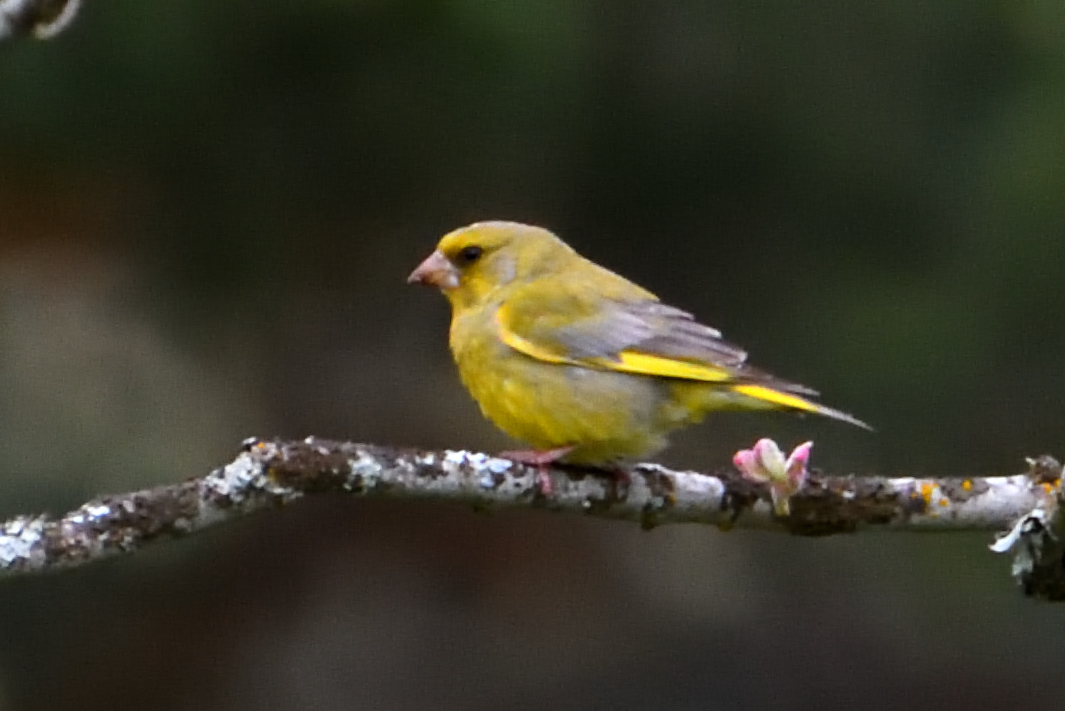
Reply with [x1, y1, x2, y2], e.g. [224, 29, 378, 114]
[496, 308, 734, 382]
[496, 306, 851, 421]
[731, 384, 820, 414]
[604, 351, 732, 382]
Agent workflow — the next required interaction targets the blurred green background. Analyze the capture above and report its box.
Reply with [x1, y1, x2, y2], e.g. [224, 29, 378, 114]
[2, 0, 1065, 709]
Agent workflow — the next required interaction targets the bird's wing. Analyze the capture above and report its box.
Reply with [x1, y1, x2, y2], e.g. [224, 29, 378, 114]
[496, 277, 817, 395]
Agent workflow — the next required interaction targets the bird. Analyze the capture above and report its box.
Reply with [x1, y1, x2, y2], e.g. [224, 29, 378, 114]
[408, 221, 867, 468]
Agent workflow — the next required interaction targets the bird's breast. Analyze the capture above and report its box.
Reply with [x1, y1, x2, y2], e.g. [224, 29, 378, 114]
[448, 307, 676, 462]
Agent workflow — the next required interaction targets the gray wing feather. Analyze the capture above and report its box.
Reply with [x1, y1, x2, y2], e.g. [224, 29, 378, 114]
[549, 298, 820, 395]
[552, 299, 749, 367]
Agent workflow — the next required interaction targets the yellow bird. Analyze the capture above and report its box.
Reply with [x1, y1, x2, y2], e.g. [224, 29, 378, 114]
[409, 221, 867, 466]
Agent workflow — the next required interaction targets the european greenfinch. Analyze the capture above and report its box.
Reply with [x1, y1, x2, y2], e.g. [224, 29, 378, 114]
[409, 221, 866, 466]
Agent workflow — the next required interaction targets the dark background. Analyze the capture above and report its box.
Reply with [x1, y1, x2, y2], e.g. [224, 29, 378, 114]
[2, 1, 1065, 709]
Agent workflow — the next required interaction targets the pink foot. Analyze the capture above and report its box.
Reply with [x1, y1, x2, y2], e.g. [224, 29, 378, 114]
[498, 446, 577, 466]
[499, 446, 576, 496]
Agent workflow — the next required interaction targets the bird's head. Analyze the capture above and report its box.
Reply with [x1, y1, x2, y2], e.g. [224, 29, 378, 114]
[408, 221, 574, 310]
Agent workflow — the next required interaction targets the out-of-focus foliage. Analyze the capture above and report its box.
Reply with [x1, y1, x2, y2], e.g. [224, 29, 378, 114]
[1, 1, 1065, 709]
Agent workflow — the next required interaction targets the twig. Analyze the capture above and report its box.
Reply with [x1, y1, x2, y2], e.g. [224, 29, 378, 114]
[0, 0, 81, 42]
[0, 437, 1062, 598]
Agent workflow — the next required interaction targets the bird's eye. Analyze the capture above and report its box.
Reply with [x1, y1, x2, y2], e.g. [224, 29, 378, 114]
[458, 245, 483, 263]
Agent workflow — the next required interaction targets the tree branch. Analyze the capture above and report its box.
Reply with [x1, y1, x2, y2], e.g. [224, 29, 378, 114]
[0, 438, 1062, 599]
[0, 0, 80, 42]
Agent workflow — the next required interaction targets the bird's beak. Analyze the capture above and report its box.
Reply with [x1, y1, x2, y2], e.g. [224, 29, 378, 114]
[407, 250, 460, 290]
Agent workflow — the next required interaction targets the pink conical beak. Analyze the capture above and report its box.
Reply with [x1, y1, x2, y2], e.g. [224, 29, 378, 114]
[407, 250, 460, 289]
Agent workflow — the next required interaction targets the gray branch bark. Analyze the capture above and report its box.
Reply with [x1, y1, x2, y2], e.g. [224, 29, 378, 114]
[0, 437, 1062, 600]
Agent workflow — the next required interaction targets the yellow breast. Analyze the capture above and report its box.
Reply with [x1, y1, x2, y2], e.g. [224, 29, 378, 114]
[448, 307, 676, 463]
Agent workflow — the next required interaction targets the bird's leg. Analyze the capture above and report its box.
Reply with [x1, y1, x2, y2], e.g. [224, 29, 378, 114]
[499, 445, 576, 496]
[499, 446, 576, 467]
[610, 465, 632, 491]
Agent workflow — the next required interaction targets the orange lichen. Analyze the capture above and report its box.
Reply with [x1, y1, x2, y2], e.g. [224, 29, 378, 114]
[919, 482, 935, 504]
[962, 480, 972, 491]
[939, 498, 949, 507]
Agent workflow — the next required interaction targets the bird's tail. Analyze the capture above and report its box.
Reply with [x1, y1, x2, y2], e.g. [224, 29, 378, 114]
[730, 383, 871, 430]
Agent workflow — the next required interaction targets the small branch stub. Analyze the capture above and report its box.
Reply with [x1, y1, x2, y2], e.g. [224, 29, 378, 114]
[989, 455, 1065, 600]
[0, 0, 81, 42]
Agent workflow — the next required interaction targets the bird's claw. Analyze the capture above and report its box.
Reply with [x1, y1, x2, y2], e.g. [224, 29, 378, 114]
[499, 446, 576, 497]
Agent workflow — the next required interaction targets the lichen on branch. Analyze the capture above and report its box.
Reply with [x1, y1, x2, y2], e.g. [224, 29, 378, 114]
[0, 437, 1061, 599]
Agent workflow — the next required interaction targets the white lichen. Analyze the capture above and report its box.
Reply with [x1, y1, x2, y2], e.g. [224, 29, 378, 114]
[347, 450, 385, 490]
[204, 454, 264, 500]
[0, 517, 47, 566]
[84, 504, 110, 519]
